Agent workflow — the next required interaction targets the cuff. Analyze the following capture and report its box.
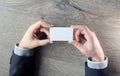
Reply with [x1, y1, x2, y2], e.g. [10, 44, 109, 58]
[87, 57, 108, 69]
[14, 44, 33, 56]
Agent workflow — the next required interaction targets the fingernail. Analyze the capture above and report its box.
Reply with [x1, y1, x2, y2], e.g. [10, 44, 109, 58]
[50, 41, 53, 44]
[51, 25, 54, 26]
[68, 40, 72, 44]
[71, 25, 74, 28]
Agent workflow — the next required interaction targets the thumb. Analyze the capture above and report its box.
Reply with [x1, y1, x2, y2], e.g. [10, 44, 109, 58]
[37, 39, 51, 46]
[69, 40, 84, 51]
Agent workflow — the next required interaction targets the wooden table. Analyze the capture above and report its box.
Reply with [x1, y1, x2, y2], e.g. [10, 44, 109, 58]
[0, 0, 120, 76]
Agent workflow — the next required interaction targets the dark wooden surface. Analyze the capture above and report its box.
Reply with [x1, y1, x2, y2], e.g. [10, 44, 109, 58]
[0, 0, 120, 76]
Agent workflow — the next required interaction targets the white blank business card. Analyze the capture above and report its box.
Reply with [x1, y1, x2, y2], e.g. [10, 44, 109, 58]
[50, 27, 73, 41]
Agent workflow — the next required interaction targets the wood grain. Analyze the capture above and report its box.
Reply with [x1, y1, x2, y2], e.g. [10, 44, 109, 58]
[0, 0, 120, 76]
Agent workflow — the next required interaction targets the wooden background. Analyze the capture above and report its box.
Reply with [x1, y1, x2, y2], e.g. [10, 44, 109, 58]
[0, 0, 120, 76]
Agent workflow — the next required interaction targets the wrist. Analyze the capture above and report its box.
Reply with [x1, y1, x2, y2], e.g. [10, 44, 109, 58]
[92, 55, 105, 62]
[87, 56, 108, 69]
[19, 41, 28, 49]
[19, 41, 24, 48]
[14, 44, 33, 56]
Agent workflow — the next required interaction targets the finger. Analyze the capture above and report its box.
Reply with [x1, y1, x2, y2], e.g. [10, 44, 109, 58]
[84, 26, 93, 34]
[38, 39, 51, 46]
[40, 28, 50, 39]
[71, 25, 93, 41]
[30, 20, 53, 32]
[71, 25, 89, 41]
[75, 30, 81, 42]
[81, 29, 91, 41]
[50, 40, 53, 44]
[69, 40, 84, 51]
[71, 25, 84, 30]
[71, 25, 84, 41]
[81, 26, 94, 41]
[35, 20, 53, 28]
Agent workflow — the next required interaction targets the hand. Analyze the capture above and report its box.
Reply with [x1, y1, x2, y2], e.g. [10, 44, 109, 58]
[19, 20, 53, 49]
[69, 25, 105, 62]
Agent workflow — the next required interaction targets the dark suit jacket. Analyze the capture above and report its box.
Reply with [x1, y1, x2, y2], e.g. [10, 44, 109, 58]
[10, 53, 109, 76]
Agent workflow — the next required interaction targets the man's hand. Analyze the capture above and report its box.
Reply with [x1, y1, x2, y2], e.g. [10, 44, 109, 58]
[69, 25, 105, 62]
[19, 20, 53, 49]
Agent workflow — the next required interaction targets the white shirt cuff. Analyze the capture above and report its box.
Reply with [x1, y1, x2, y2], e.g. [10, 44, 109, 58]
[14, 44, 33, 56]
[87, 57, 108, 69]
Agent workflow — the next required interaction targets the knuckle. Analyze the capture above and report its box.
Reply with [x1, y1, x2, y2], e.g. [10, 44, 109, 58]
[39, 20, 42, 24]
[84, 25, 88, 28]
[92, 32, 96, 35]
[82, 25, 87, 30]
[40, 20, 44, 23]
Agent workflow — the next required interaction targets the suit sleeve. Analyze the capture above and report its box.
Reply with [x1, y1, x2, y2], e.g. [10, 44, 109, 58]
[85, 62, 109, 76]
[9, 53, 35, 76]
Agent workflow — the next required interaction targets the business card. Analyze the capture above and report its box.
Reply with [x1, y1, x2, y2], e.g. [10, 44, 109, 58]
[50, 27, 73, 41]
